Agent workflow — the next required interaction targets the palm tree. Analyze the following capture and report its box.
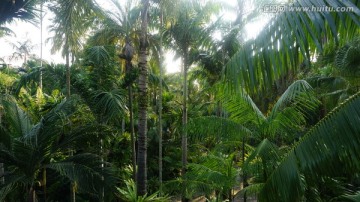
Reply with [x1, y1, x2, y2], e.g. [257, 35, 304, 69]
[88, 0, 141, 181]
[188, 80, 319, 200]
[164, 1, 220, 198]
[0, 95, 116, 201]
[9, 38, 34, 66]
[157, 8, 165, 195]
[47, 0, 98, 98]
[137, 0, 150, 196]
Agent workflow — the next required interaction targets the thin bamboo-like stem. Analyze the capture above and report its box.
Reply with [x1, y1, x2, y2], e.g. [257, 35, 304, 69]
[39, 0, 43, 89]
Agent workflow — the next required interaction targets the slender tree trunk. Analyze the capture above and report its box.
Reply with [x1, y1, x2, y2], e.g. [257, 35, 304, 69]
[0, 163, 4, 185]
[66, 37, 74, 201]
[122, 118, 125, 134]
[70, 182, 76, 202]
[158, 11, 164, 195]
[242, 137, 248, 202]
[24, 54, 27, 66]
[100, 139, 105, 202]
[43, 168, 47, 201]
[39, 0, 43, 89]
[181, 49, 189, 202]
[120, 35, 136, 182]
[137, 0, 150, 196]
[129, 85, 136, 181]
[28, 186, 36, 202]
[65, 38, 70, 98]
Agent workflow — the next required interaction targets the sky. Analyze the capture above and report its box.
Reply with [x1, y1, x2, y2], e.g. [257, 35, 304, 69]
[0, 0, 269, 73]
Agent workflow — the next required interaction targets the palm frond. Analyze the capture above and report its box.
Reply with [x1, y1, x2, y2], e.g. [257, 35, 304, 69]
[244, 139, 280, 170]
[260, 91, 360, 201]
[335, 37, 360, 73]
[0, 95, 32, 137]
[116, 179, 170, 202]
[235, 183, 265, 199]
[225, 0, 360, 93]
[186, 153, 238, 198]
[187, 116, 252, 141]
[270, 80, 319, 117]
[0, 26, 14, 37]
[14, 67, 41, 96]
[0, 0, 39, 25]
[84, 46, 113, 66]
[266, 107, 306, 137]
[219, 90, 266, 125]
[54, 123, 113, 151]
[91, 89, 127, 124]
[341, 191, 360, 202]
[47, 153, 117, 195]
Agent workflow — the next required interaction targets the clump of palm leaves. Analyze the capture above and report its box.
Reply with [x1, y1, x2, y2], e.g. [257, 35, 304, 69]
[116, 179, 169, 202]
[0, 95, 117, 201]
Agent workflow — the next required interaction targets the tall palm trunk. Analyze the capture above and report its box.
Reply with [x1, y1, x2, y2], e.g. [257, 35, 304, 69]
[66, 36, 74, 201]
[39, 0, 43, 89]
[66, 36, 73, 202]
[137, 0, 150, 196]
[181, 48, 189, 202]
[128, 69, 136, 181]
[158, 11, 164, 195]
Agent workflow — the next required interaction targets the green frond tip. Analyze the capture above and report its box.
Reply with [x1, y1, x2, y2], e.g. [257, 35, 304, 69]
[244, 139, 279, 172]
[260, 91, 360, 202]
[335, 37, 360, 73]
[270, 80, 319, 117]
[341, 191, 360, 202]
